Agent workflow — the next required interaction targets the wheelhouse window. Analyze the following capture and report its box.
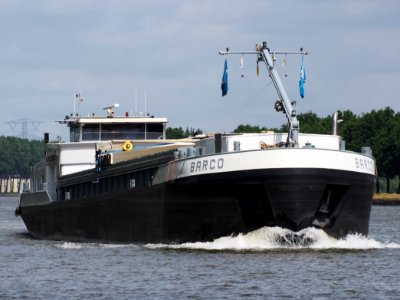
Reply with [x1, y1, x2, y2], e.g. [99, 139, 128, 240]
[101, 123, 146, 140]
[71, 121, 165, 141]
[147, 123, 164, 139]
[70, 125, 81, 142]
[81, 124, 100, 141]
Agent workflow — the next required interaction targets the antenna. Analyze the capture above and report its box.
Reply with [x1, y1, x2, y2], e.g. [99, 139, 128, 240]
[144, 89, 147, 115]
[73, 91, 84, 115]
[135, 90, 138, 116]
[103, 103, 119, 118]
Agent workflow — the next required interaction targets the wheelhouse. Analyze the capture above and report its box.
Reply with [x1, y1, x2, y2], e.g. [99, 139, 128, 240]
[63, 115, 168, 142]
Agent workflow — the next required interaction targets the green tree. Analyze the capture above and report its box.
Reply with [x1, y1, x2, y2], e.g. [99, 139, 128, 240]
[166, 127, 203, 139]
[232, 124, 284, 133]
[166, 127, 185, 139]
[297, 111, 331, 134]
[233, 124, 265, 133]
[0, 136, 45, 177]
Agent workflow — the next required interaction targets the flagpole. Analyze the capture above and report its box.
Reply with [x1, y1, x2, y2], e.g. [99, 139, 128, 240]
[144, 89, 147, 115]
[135, 90, 138, 116]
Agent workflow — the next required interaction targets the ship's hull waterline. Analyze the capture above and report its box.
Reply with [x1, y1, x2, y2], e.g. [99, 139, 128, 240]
[19, 149, 375, 243]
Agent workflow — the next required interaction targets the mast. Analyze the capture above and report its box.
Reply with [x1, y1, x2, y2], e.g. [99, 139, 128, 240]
[219, 41, 308, 147]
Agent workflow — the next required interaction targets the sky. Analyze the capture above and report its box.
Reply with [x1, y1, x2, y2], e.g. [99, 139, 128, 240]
[0, 0, 399, 140]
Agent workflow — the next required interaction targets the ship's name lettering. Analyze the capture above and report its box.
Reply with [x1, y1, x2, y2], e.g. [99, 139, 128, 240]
[190, 158, 224, 173]
[354, 158, 374, 172]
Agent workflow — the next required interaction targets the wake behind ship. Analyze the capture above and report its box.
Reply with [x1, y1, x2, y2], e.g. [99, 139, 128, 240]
[16, 41, 376, 243]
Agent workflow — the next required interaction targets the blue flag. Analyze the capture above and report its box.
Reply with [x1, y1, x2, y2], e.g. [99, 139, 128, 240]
[221, 58, 228, 97]
[299, 57, 306, 98]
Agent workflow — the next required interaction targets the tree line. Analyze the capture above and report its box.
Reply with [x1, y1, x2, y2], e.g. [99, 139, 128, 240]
[0, 136, 46, 177]
[1, 107, 399, 192]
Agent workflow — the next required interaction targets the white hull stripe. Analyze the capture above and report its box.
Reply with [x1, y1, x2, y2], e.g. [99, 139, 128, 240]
[166, 148, 375, 181]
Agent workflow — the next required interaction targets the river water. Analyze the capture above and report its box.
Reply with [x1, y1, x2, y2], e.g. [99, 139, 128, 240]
[1, 196, 399, 299]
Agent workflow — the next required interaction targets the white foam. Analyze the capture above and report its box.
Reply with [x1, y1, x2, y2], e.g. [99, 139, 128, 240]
[55, 242, 138, 250]
[145, 226, 400, 251]
[56, 242, 83, 249]
[98, 243, 137, 249]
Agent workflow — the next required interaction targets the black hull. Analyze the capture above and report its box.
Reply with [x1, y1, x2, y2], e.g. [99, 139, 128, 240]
[19, 168, 375, 244]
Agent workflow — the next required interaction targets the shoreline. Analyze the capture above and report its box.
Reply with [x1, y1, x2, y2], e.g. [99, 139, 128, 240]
[373, 193, 400, 206]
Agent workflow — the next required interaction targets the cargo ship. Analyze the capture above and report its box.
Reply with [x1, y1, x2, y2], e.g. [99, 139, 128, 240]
[16, 41, 376, 243]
